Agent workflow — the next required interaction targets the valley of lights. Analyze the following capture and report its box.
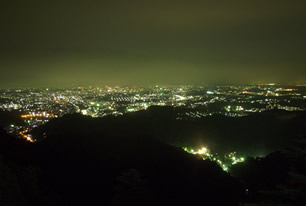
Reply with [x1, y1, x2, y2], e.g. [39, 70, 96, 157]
[183, 147, 245, 172]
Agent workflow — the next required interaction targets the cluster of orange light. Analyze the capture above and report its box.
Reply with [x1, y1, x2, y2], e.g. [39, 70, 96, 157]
[19, 129, 34, 143]
[283, 89, 293, 92]
[242, 91, 254, 94]
[21, 113, 55, 118]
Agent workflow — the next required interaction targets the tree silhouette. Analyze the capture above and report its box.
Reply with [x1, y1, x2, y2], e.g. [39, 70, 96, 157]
[113, 168, 155, 206]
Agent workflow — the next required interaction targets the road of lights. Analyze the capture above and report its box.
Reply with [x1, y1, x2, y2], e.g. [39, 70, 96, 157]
[19, 129, 34, 143]
[21, 113, 55, 118]
[16, 113, 56, 143]
[183, 147, 245, 172]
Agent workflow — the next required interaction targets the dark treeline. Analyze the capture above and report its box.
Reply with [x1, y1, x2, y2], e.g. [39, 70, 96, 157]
[0, 106, 305, 205]
[38, 106, 306, 156]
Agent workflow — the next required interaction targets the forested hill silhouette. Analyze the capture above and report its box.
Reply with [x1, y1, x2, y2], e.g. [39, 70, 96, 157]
[0, 110, 243, 206]
[1, 106, 305, 205]
[36, 106, 306, 156]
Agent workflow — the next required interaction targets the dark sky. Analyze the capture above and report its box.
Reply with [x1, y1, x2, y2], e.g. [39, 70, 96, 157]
[1, 0, 305, 87]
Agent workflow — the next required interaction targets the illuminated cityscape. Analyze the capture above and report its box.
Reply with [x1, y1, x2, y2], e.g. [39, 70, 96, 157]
[1, 84, 305, 143]
[1, 0, 306, 205]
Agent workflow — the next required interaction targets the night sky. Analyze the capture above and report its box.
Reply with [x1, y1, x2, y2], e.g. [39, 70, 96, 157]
[1, 0, 305, 87]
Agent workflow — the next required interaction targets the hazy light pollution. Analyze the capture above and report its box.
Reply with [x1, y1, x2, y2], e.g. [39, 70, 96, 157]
[0, 0, 305, 87]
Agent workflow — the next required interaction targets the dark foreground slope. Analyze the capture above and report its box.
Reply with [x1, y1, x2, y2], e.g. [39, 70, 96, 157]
[36, 106, 306, 157]
[0, 115, 242, 206]
[1, 106, 304, 205]
[230, 137, 306, 205]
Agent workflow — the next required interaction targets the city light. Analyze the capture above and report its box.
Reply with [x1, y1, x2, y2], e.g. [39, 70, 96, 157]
[19, 129, 34, 143]
[21, 113, 55, 118]
[0, 84, 305, 144]
[182, 146, 245, 172]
